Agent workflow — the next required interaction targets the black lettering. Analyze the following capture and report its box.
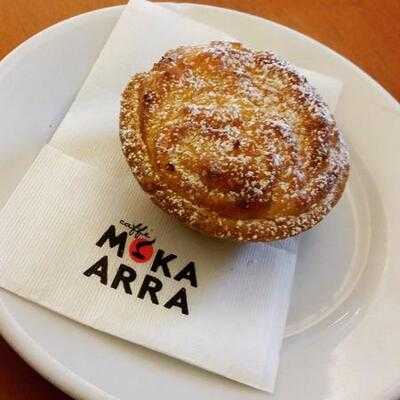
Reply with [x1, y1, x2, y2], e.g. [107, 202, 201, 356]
[135, 231, 150, 239]
[111, 264, 137, 294]
[136, 224, 147, 233]
[164, 288, 189, 315]
[96, 225, 127, 258]
[150, 249, 176, 278]
[83, 256, 108, 285]
[132, 224, 150, 238]
[174, 262, 197, 288]
[137, 275, 163, 304]
[129, 223, 140, 236]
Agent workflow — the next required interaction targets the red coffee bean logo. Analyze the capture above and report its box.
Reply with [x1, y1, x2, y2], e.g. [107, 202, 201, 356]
[129, 237, 155, 263]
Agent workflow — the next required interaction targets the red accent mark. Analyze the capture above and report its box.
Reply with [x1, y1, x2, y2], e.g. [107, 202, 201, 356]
[129, 237, 155, 263]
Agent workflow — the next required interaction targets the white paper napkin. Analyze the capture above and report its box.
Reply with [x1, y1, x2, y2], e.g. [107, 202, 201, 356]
[0, 145, 298, 391]
[0, 0, 342, 392]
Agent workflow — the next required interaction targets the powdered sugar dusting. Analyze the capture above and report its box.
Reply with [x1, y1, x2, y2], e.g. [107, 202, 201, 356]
[120, 42, 350, 241]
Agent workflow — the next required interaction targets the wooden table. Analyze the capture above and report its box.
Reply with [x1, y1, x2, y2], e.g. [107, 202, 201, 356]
[0, 0, 399, 399]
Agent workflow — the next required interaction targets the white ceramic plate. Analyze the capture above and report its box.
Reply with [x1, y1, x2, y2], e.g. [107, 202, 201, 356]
[0, 4, 399, 400]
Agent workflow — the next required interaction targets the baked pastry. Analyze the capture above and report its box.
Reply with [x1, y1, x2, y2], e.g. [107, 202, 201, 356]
[120, 42, 350, 242]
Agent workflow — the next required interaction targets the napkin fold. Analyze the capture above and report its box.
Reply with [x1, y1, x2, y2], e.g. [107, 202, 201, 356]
[0, 144, 297, 391]
[0, 0, 342, 392]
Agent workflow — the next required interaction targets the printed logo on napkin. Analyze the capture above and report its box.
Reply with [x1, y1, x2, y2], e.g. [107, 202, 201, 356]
[83, 221, 198, 316]
[0, 139, 298, 393]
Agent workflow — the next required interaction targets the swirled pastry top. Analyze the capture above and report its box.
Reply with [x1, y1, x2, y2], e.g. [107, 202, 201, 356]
[120, 42, 350, 241]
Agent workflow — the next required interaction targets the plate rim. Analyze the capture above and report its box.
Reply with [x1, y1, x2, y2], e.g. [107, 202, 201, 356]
[0, 3, 399, 400]
[0, 7, 126, 399]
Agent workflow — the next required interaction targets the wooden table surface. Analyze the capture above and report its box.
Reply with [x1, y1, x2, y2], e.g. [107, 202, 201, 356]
[0, 0, 399, 399]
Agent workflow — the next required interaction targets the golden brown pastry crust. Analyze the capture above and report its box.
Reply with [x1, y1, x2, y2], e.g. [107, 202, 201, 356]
[120, 42, 350, 241]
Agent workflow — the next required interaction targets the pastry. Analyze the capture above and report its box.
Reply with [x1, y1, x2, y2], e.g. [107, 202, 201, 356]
[120, 42, 350, 241]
